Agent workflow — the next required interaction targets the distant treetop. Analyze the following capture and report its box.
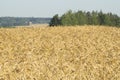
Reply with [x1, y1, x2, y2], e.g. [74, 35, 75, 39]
[0, 17, 51, 27]
[49, 10, 120, 27]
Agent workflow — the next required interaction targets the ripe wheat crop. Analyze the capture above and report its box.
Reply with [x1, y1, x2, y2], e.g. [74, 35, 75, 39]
[0, 25, 120, 80]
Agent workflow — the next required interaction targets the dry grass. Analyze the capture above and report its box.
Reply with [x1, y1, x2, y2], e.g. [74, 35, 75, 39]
[0, 25, 120, 80]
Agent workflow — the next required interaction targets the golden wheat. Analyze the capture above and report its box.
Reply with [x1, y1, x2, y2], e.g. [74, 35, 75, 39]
[0, 25, 120, 80]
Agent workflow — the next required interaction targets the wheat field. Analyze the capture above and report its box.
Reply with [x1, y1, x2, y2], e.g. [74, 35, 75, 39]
[0, 25, 120, 80]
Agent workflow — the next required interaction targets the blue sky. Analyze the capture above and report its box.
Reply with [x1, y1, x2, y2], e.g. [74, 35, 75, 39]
[0, 0, 119, 17]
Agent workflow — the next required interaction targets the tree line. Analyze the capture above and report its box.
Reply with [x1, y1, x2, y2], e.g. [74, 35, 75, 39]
[49, 10, 120, 27]
[0, 17, 51, 27]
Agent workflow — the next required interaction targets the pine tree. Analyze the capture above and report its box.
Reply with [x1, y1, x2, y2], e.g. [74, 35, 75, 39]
[98, 11, 105, 25]
[49, 14, 60, 26]
[86, 12, 92, 25]
[91, 11, 99, 25]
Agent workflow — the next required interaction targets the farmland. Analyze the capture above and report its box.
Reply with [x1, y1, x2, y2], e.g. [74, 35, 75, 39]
[0, 25, 120, 80]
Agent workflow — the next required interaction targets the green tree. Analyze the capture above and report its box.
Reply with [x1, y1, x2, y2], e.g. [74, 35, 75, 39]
[61, 10, 73, 26]
[86, 12, 92, 25]
[98, 11, 106, 25]
[104, 13, 112, 26]
[91, 11, 99, 25]
[112, 14, 120, 26]
[49, 14, 60, 26]
[49, 10, 120, 27]
[75, 11, 87, 25]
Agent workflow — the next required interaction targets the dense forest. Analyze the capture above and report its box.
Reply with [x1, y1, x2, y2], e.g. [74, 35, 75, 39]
[0, 17, 51, 27]
[49, 10, 120, 27]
